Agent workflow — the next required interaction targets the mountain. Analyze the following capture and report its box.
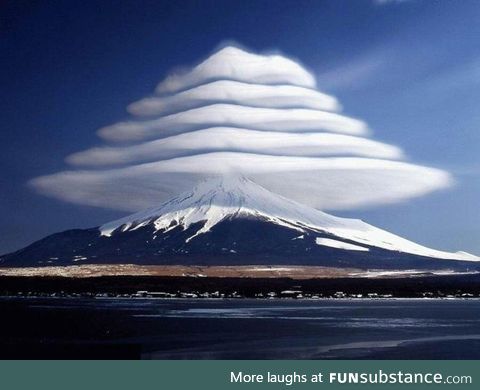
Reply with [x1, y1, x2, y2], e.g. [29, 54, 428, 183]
[1, 176, 478, 270]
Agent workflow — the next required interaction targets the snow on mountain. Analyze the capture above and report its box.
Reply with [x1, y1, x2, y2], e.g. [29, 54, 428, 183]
[100, 176, 478, 262]
[315, 238, 370, 252]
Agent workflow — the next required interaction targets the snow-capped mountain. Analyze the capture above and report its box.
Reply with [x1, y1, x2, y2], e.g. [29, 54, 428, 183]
[1, 176, 478, 269]
[101, 176, 477, 261]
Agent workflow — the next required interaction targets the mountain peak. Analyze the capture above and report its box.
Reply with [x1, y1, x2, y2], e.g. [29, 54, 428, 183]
[191, 174, 256, 195]
[99, 175, 317, 241]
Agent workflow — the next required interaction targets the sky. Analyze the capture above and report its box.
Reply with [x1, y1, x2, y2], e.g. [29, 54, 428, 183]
[1, 0, 479, 255]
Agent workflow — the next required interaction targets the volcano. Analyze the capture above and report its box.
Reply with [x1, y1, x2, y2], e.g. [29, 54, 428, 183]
[1, 176, 478, 271]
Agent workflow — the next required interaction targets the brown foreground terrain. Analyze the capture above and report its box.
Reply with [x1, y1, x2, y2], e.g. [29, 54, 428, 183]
[0, 264, 358, 278]
[0, 264, 473, 279]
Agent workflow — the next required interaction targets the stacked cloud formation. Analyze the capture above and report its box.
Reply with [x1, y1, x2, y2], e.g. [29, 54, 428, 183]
[31, 46, 452, 212]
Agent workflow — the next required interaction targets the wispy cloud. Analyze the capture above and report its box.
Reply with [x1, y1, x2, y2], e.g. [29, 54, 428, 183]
[413, 57, 480, 96]
[316, 49, 389, 92]
[373, 0, 412, 5]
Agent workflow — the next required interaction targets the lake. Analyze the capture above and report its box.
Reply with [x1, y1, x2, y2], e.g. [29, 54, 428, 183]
[0, 297, 479, 359]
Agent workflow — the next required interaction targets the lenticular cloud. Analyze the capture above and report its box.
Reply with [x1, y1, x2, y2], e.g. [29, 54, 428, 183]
[30, 45, 453, 212]
[155, 46, 316, 93]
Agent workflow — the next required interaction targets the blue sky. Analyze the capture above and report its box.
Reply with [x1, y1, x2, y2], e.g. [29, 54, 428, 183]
[1, 0, 479, 255]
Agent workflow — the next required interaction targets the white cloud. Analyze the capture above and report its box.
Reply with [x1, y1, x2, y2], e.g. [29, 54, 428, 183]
[30, 45, 453, 213]
[99, 103, 368, 142]
[68, 127, 403, 166]
[32, 153, 451, 212]
[155, 46, 316, 93]
[129, 80, 340, 116]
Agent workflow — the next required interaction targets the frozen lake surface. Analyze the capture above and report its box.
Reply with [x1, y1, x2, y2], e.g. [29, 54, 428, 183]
[1, 298, 479, 359]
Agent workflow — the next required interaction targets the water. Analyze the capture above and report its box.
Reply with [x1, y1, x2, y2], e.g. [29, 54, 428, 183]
[1, 297, 479, 359]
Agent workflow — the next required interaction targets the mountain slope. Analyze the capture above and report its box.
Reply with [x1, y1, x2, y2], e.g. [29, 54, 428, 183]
[1, 176, 478, 269]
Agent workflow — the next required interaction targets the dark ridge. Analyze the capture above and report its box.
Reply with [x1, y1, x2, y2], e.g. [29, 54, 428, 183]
[1, 273, 480, 297]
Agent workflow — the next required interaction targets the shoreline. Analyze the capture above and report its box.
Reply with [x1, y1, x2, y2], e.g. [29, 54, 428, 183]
[1, 295, 480, 301]
[1, 272, 480, 299]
